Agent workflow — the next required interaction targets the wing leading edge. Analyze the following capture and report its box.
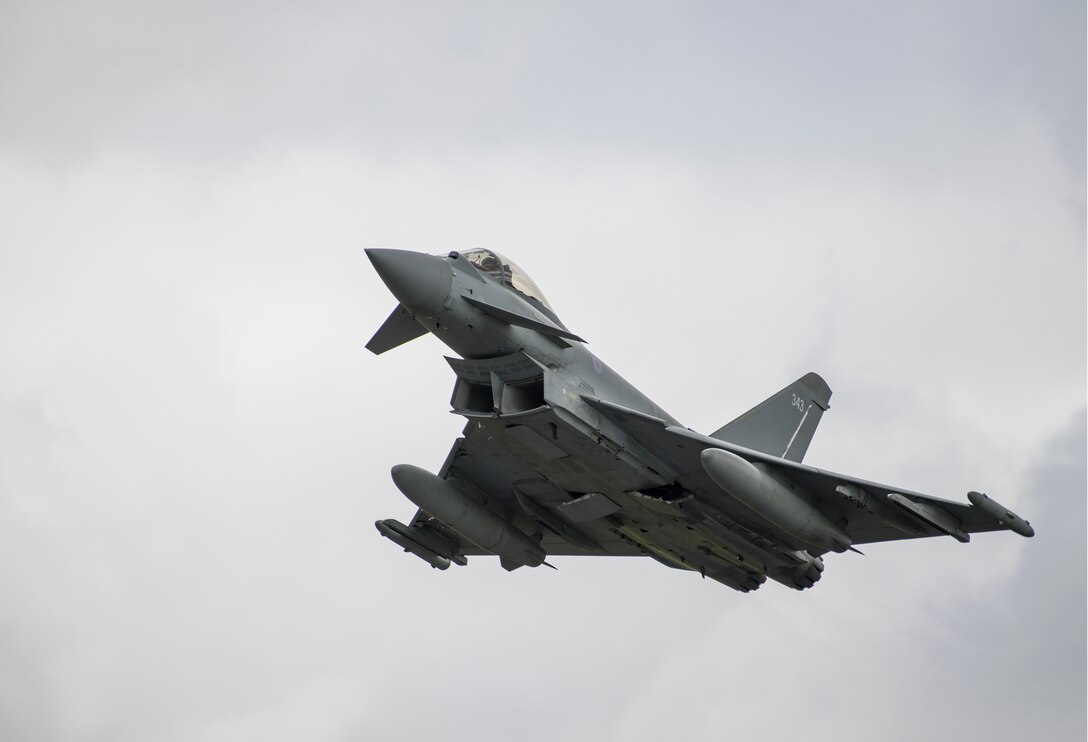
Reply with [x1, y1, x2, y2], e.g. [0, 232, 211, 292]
[581, 395, 1034, 547]
[377, 381, 1031, 593]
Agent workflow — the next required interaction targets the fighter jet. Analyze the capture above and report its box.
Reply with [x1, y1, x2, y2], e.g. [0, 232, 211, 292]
[367, 248, 1034, 592]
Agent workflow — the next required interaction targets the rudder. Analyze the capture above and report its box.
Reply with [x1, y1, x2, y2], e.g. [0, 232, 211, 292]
[709, 372, 832, 463]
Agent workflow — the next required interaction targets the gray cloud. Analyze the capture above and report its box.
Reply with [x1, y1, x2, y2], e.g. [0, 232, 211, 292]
[1, 1, 1083, 174]
[938, 413, 1087, 738]
[0, 2, 1083, 741]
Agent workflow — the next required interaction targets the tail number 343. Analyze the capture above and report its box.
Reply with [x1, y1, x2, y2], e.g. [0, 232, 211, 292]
[791, 394, 806, 413]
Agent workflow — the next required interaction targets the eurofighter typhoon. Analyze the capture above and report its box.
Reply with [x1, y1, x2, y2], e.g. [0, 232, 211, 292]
[368, 248, 1033, 593]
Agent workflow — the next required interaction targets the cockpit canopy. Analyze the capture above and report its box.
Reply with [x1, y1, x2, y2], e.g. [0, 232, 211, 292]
[462, 249, 554, 312]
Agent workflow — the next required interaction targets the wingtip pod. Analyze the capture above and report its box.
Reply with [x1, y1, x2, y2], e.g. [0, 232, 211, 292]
[967, 491, 1035, 537]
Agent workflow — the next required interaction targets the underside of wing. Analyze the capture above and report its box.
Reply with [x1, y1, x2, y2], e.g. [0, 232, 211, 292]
[393, 419, 645, 564]
[377, 368, 1031, 594]
[582, 396, 1034, 549]
[378, 403, 774, 591]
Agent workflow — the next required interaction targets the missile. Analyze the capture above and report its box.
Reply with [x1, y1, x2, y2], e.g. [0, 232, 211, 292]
[681, 498, 786, 571]
[390, 464, 547, 568]
[967, 491, 1035, 538]
[375, 519, 452, 570]
[700, 448, 852, 553]
[681, 497, 827, 590]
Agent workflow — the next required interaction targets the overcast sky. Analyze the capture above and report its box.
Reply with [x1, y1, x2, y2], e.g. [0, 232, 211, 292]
[0, 2, 1084, 741]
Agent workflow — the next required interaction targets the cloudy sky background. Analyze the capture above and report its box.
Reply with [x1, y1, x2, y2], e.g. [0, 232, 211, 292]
[0, 1, 1084, 740]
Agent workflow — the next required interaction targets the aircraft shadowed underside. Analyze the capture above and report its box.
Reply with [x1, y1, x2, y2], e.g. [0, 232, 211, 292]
[367, 248, 1033, 593]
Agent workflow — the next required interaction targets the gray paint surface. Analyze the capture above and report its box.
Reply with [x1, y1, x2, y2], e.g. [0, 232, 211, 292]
[0, 1, 1083, 740]
[369, 247, 1034, 591]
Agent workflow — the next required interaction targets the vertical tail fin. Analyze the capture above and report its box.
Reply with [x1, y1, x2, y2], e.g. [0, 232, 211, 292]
[709, 373, 832, 463]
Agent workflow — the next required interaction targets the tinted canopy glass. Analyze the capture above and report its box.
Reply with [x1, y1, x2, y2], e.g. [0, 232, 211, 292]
[462, 249, 553, 311]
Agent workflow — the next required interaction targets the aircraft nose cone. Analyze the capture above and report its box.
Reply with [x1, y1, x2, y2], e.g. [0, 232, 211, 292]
[366, 249, 452, 314]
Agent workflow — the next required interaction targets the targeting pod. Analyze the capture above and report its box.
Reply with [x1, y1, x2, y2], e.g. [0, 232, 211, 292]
[967, 491, 1035, 538]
